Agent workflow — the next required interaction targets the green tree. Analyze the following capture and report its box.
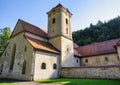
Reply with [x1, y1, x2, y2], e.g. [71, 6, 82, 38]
[0, 27, 11, 56]
[72, 16, 120, 46]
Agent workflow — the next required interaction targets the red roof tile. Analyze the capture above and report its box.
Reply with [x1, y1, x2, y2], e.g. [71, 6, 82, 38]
[74, 43, 81, 56]
[25, 36, 60, 54]
[76, 38, 120, 57]
[19, 19, 47, 39]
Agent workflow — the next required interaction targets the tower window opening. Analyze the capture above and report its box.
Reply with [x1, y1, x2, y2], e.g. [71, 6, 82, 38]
[66, 18, 68, 24]
[66, 28, 68, 34]
[52, 18, 55, 24]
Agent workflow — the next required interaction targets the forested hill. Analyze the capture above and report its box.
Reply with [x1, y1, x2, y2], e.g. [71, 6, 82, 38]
[72, 16, 120, 46]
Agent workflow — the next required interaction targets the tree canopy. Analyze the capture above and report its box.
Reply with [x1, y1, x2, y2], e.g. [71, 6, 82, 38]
[0, 27, 11, 56]
[72, 16, 120, 46]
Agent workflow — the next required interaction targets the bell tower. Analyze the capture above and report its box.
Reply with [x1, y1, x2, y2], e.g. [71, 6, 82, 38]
[47, 4, 75, 67]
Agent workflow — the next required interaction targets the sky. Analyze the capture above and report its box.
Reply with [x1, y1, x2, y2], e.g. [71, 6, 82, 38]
[0, 0, 120, 32]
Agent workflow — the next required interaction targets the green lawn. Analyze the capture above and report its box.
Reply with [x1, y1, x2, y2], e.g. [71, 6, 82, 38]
[38, 78, 120, 85]
[0, 83, 17, 85]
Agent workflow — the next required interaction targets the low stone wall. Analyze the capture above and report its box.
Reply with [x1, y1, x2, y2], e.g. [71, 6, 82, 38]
[61, 65, 120, 79]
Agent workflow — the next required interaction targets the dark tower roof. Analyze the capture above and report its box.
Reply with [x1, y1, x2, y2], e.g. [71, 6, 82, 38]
[47, 4, 72, 15]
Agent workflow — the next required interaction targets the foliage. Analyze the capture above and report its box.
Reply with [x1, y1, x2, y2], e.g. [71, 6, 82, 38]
[0, 27, 11, 56]
[72, 16, 120, 46]
[38, 78, 120, 85]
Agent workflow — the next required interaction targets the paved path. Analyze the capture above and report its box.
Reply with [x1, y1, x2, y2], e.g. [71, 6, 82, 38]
[0, 79, 67, 85]
[18, 81, 65, 85]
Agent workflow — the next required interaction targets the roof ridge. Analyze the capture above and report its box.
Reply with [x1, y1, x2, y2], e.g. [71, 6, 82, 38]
[19, 19, 47, 34]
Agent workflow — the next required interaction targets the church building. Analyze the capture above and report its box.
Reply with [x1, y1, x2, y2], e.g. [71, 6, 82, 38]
[0, 4, 120, 80]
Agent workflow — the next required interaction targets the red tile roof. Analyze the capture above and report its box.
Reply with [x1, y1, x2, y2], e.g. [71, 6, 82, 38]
[25, 36, 60, 54]
[19, 19, 48, 39]
[76, 38, 120, 57]
[74, 43, 81, 56]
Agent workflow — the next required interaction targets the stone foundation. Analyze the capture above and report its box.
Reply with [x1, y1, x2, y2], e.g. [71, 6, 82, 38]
[61, 65, 120, 79]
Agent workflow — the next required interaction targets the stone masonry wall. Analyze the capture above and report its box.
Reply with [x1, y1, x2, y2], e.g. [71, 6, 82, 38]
[81, 53, 120, 66]
[34, 51, 60, 80]
[0, 33, 34, 80]
[61, 65, 120, 79]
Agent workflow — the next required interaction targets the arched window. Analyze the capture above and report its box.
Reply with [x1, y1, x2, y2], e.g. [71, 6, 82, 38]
[22, 60, 26, 74]
[52, 18, 55, 24]
[24, 46, 27, 52]
[66, 18, 68, 24]
[66, 28, 68, 34]
[53, 63, 57, 69]
[0, 64, 3, 75]
[76, 59, 79, 63]
[41, 63, 46, 69]
[10, 44, 16, 70]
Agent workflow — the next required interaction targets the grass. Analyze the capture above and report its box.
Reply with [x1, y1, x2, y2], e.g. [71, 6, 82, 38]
[38, 78, 120, 85]
[0, 83, 17, 85]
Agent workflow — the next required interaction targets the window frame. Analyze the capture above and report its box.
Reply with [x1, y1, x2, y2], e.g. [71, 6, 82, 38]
[53, 63, 57, 69]
[66, 18, 68, 24]
[41, 63, 46, 69]
[52, 18, 55, 24]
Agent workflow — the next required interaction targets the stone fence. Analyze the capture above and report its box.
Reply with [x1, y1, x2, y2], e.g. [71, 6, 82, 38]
[61, 65, 120, 79]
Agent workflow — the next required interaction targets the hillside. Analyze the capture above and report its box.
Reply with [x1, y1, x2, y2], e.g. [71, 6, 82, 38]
[72, 16, 120, 46]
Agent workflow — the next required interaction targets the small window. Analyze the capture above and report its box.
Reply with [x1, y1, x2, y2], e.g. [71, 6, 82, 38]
[0, 64, 3, 75]
[53, 63, 57, 69]
[10, 44, 16, 70]
[66, 28, 68, 34]
[52, 30, 55, 33]
[76, 59, 79, 63]
[117, 56, 119, 60]
[85, 59, 88, 63]
[105, 57, 108, 61]
[66, 18, 68, 24]
[24, 46, 27, 52]
[22, 60, 26, 74]
[41, 63, 46, 69]
[52, 18, 55, 24]
[67, 48, 69, 51]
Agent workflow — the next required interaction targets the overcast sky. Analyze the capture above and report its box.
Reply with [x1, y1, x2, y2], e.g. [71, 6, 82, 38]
[0, 0, 120, 31]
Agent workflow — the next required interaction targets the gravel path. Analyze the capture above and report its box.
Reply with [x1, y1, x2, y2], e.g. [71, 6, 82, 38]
[0, 79, 66, 85]
[18, 81, 65, 85]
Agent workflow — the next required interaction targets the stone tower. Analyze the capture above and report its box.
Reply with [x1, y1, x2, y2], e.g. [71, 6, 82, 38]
[47, 4, 75, 67]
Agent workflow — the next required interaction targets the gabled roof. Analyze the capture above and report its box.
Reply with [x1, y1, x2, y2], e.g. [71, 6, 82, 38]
[19, 19, 48, 39]
[76, 38, 120, 57]
[11, 19, 47, 39]
[25, 36, 60, 54]
[11, 19, 59, 54]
